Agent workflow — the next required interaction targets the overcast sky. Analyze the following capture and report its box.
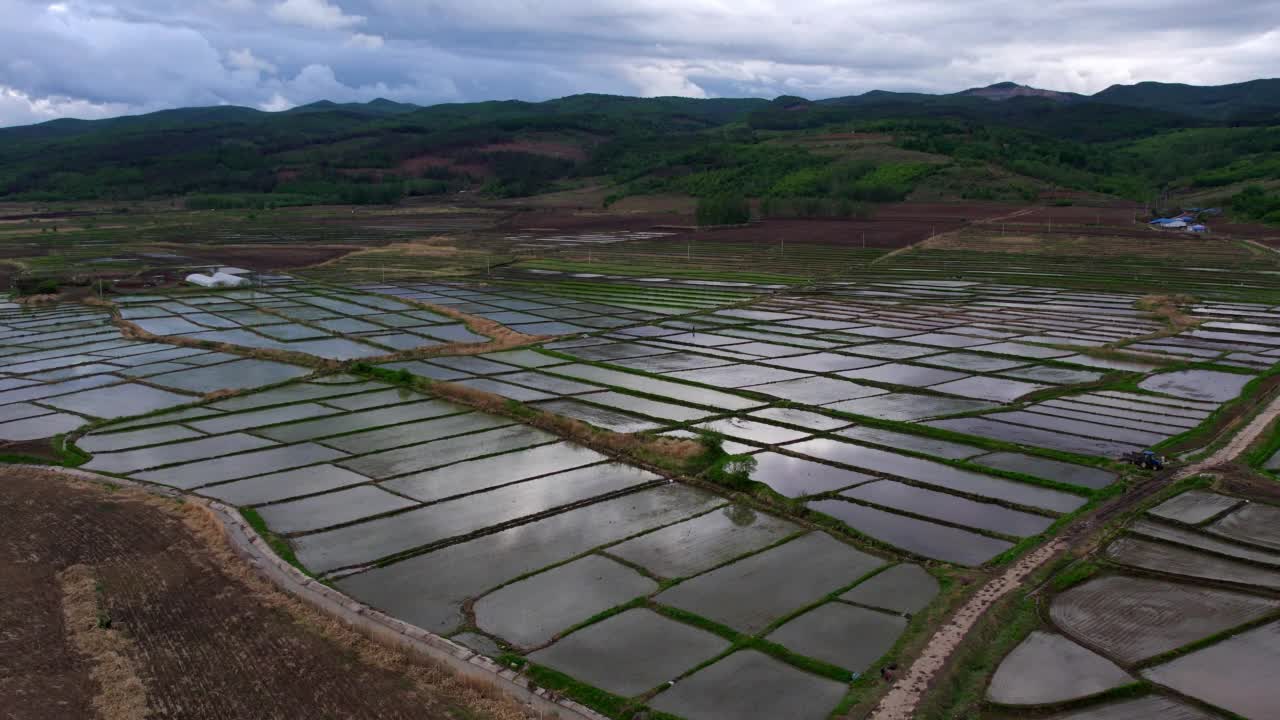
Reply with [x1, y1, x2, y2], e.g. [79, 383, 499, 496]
[2, 0, 1279, 127]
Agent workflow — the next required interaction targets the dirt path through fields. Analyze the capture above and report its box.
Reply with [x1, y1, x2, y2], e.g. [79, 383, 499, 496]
[1184, 394, 1280, 477]
[866, 540, 1065, 720]
[975, 207, 1036, 224]
[866, 391, 1280, 720]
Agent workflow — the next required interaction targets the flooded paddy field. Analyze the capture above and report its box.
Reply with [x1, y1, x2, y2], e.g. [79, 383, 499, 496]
[4, 244, 1278, 720]
[986, 487, 1280, 719]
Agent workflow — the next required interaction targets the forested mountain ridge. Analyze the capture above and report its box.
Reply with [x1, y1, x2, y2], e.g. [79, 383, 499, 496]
[2, 80, 1277, 218]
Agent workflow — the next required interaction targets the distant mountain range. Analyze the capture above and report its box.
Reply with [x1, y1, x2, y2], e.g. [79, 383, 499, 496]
[822, 78, 1280, 120]
[1, 78, 1277, 204]
[6, 77, 1279, 138]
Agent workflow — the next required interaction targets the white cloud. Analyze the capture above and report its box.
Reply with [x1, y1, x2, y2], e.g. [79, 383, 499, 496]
[622, 62, 707, 98]
[2, 0, 1280, 127]
[226, 47, 277, 74]
[258, 91, 293, 111]
[270, 0, 364, 30]
[0, 83, 130, 126]
[345, 32, 383, 50]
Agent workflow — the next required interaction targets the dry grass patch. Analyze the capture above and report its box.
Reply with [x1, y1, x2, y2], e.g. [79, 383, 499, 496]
[1127, 293, 1204, 344]
[14, 293, 60, 305]
[1136, 293, 1200, 329]
[393, 294, 552, 354]
[924, 232, 1053, 254]
[307, 236, 478, 277]
[59, 564, 151, 720]
[427, 379, 705, 470]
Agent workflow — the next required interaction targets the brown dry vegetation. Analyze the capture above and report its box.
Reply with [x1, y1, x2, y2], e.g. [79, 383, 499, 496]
[113, 316, 337, 371]
[425, 379, 705, 469]
[13, 293, 60, 305]
[151, 243, 363, 272]
[85, 294, 549, 385]
[397, 294, 547, 350]
[1133, 293, 1203, 339]
[58, 564, 150, 720]
[0, 466, 536, 720]
[306, 236, 488, 277]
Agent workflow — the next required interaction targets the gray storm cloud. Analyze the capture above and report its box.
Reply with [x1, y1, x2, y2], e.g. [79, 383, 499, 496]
[0, 0, 1278, 126]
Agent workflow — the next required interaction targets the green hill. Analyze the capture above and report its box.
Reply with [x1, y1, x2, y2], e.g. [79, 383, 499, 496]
[0, 81, 1277, 211]
[1093, 79, 1280, 121]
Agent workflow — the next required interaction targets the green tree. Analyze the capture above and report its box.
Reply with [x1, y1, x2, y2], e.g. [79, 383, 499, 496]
[696, 194, 750, 225]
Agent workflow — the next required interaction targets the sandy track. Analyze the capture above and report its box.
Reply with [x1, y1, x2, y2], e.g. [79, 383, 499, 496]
[866, 540, 1065, 720]
[1184, 394, 1280, 476]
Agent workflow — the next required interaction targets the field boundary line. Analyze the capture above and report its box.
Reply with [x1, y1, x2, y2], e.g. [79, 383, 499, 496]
[974, 207, 1035, 224]
[872, 223, 968, 266]
[25, 464, 607, 720]
[1241, 237, 1280, 258]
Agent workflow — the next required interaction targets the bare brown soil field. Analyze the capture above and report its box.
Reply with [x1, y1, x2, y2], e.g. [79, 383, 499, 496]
[1213, 221, 1280, 243]
[398, 154, 493, 179]
[600, 193, 696, 215]
[163, 243, 362, 271]
[482, 181, 615, 211]
[475, 140, 589, 161]
[1218, 463, 1280, 504]
[1035, 189, 1133, 206]
[0, 437, 61, 462]
[500, 208, 695, 232]
[928, 228, 1256, 257]
[1012, 204, 1144, 225]
[0, 467, 532, 720]
[872, 202, 1025, 222]
[501, 204, 1028, 249]
[397, 131, 599, 179]
[0, 210, 99, 222]
[970, 222, 1181, 241]
[697, 217, 964, 249]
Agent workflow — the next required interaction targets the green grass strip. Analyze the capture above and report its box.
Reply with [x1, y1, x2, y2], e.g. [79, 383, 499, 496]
[240, 507, 314, 579]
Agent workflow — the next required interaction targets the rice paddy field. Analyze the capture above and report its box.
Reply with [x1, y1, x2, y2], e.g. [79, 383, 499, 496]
[4, 204, 1280, 720]
[985, 486, 1280, 720]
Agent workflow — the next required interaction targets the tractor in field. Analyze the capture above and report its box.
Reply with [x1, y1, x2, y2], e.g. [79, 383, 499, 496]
[1122, 449, 1166, 470]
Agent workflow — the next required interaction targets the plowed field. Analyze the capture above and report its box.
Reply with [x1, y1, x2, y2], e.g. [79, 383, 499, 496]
[0, 467, 531, 720]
